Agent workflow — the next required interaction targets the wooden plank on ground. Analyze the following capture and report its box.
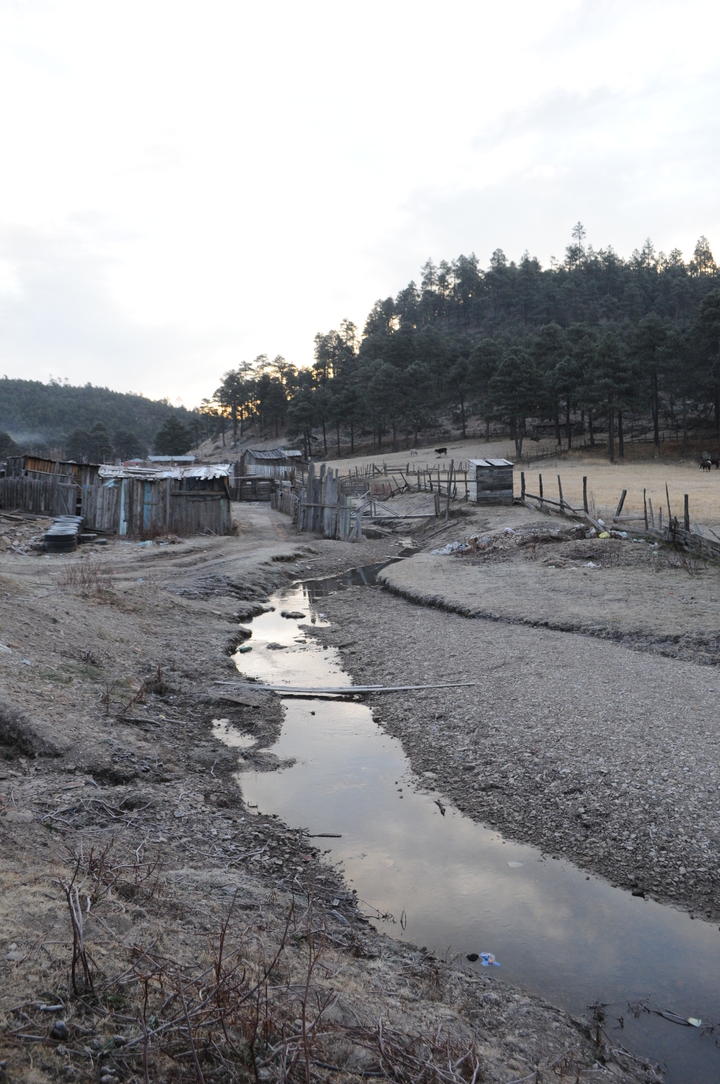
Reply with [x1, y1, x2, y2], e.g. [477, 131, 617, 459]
[212, 680, 479, 696]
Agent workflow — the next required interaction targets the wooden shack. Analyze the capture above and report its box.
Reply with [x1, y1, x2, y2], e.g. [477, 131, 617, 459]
[467, 458, 514, 504]
[0, 456, 233, 537]
[241, 448, 302, 479]
[0, 455, 100, 517]
[97, 464, 232, 537]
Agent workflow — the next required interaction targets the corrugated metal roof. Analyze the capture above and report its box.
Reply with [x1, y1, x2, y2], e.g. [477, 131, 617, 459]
[148, 455, 196, 463]
[99, 463, 231, 481]
[245, 448, 288, 461]
[468, 458, 513, 468]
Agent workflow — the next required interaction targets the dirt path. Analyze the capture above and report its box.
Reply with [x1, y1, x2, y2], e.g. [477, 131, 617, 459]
[0, 505, 646, 1083]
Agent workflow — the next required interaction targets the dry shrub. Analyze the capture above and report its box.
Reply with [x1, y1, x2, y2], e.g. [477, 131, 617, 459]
[58, 557, 115, 594]
[7, 843, 485, 1084]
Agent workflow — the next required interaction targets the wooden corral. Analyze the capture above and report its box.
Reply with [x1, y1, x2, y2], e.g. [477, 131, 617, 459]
[467, 458, 514, 504]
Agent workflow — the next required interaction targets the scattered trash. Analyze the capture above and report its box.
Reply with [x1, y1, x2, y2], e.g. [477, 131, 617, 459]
[597, 519, 605, 527]
[137, 577, 143, 584]
[584, 561, 597, 568]
[0, 643, 11, 654]
[431, 535, 491, 556]
[466, 953, 479, 962]
[507, 861, 523, 868]
[280, 610, 306, 619]
[431, 541, 464, 556]
[479, 952, 501, 967]
[503, 527, 515, 535]
[20, 657, 31, 666]
[631, 888, 646, 898]
[587, 527, 597, 537]
[434, 799, 446, 816]
[598, 532, 610, 539]
[688, 1017, 703, 1028]
[137, 540, 153, 548]
[238, 644, 252, 653]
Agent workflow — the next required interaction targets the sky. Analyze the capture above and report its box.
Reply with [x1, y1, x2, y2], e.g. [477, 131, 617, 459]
[0, 0, 718, 406]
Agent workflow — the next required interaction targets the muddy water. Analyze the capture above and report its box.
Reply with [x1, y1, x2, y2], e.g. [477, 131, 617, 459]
[228, 571, 720, 1083]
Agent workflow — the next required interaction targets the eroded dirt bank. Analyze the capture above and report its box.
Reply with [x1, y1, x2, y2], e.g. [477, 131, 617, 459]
[0, 506, 647, 1084]
[307, 510, 720, 923]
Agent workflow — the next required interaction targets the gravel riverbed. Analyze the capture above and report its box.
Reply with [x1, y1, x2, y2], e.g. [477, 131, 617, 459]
[310, 567, 720, 923]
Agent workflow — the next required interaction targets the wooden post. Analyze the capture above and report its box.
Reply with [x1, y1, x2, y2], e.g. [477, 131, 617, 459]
[446, 460, 454, 521]
[521, 471, 526, 500]
[615, 489, 627, 518]
[539, 474, 544, 508]
[643, 488, 648, 529]
[659, 507, 663, 531]
[583, 476, 588, 513]
[665, 482, 672, 523]
[557, 474, 564, 510]
[684, 494, 690, 532]
[648, 497, 655, 527]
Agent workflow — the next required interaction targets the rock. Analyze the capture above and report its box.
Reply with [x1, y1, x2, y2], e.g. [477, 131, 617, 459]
[281, 610, 306, 619]
[6, 950, 24, 961]
[4, 809, 33, 823]
[51, 1020, 70, 1040]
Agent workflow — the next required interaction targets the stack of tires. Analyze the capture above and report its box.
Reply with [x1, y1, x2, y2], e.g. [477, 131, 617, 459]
[44, 515, 84, 553]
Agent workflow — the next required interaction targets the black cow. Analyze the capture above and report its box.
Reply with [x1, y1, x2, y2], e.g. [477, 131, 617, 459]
[435, 446, 448, 456]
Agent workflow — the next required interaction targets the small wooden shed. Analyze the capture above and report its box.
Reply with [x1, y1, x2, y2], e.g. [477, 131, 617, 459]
[467, 458, 514, 504]
[241, 448, 302, 479]
[97, 464, 233, 537]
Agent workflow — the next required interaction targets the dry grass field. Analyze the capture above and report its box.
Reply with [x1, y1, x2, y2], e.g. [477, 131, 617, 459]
[522, 451, 720, 530]
[323, 434, 720, 532]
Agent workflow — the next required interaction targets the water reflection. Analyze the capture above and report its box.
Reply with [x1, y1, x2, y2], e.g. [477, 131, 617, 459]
[226, 578, 720, 1083]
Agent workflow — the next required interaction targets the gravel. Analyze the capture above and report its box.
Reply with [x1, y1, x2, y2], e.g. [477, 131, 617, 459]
[312, 574, 720, 922]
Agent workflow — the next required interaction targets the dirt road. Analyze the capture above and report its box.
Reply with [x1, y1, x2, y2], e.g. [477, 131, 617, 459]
[0, 505, 644, 1083]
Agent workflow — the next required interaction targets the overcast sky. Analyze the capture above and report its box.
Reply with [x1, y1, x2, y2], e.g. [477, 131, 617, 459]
[0, 0, 718, 406]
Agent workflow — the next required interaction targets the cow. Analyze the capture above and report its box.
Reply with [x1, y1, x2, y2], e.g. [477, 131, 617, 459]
[435, 446, 448, 456]
[701, 458, 712, 471]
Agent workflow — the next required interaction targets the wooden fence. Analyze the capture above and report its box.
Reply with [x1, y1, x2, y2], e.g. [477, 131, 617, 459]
[0, 476, 80, 516]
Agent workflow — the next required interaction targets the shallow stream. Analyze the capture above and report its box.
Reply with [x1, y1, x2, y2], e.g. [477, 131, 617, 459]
[224, 566, 720, 1083]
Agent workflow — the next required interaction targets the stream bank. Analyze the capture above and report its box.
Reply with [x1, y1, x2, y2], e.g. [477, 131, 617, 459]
[229, 573, 720, 1083]
[0, 508, 647, 1084]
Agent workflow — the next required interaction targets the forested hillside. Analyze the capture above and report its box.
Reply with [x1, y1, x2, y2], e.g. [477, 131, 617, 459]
[210, 228, 720, 461]
[0, 378, 192, 458]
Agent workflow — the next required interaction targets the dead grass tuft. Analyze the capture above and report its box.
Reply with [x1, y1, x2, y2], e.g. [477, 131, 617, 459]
[58, 557, 115, 595]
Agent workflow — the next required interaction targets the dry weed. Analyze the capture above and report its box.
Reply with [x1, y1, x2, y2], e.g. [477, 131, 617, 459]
[58, 557, 115, 595]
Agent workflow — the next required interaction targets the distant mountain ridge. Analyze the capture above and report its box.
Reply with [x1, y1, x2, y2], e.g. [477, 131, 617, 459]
[0, 377, 191, 452]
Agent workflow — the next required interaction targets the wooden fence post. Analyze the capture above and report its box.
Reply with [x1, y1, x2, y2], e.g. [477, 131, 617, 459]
[665, 483, 672, 523]
[684, 494, 690, 532]
[557, 474, 564, 510]
[446, 460, 454, 520]
[583, 476, 588, 513]
[615, 489, 627, 518]
[643, 488, 648, 529]
[539, 474, 544, 508]
[520, 471, 526, 500]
